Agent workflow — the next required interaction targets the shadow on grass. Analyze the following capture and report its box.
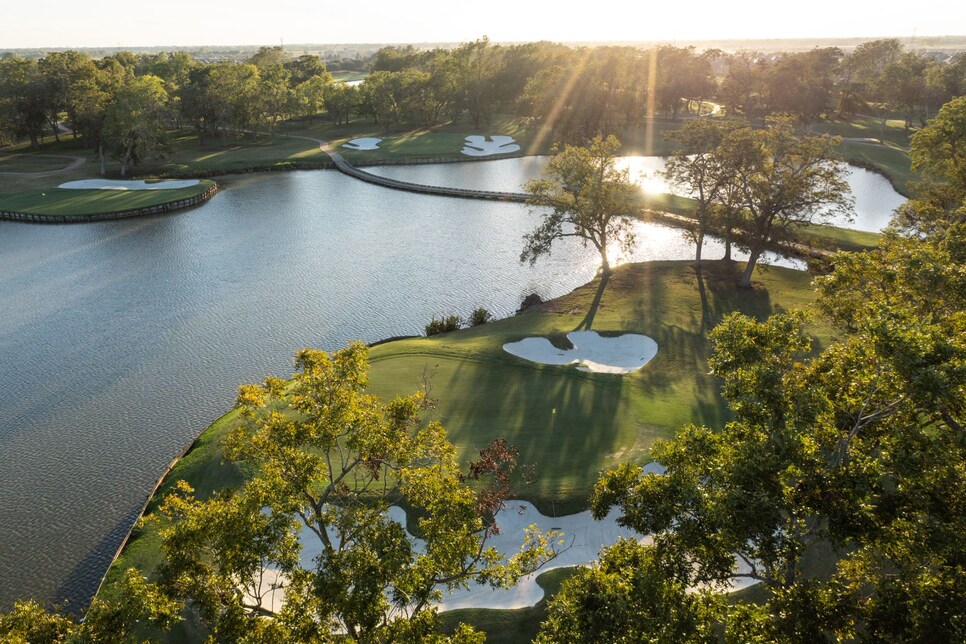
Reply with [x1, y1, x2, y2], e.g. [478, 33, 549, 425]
[573, 272, 609, 332]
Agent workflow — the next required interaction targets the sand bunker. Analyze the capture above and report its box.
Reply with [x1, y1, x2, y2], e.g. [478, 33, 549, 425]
[248, 494, 754, 614]
[503, 331, 658, 374]
[461, 135, 521, 157]
[58, 179, 200, 190]
[296, 501, 648, 612]
[342, 137, 383, 151]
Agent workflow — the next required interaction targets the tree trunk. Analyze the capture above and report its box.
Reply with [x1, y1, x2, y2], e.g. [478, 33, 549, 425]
[98, 142, 106, 176]
[739, 248, 762, 288]
[695, 230, 704, 264]
[723, 236, 732, 262]
[599, 244, 611, 276]
[120, 142, 134, 177]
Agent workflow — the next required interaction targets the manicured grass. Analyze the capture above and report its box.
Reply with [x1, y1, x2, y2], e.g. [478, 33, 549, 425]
[838, 140, 915, 197]
[102, 260, 827, 622]
[330, 116, 552, 163]
[155, 129, 328, 175]
[1, 113, 911, 219]
[331, 71, 368, 83]
[804, 115, 917, 196]
[618, 119, 687, 156]
[0, 180, 216, 216]
[0, 153, 77, 172]
[808, 114, 914, 149]
[799, 223, 882, 251]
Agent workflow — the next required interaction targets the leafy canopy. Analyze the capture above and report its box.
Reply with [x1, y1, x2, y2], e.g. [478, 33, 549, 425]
[156, 342, 561, 642]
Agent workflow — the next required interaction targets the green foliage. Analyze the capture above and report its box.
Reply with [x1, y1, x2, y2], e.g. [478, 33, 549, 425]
[426, 314, 464, 336]
[103, 74, 170, 176]
[722, 118, 854, 285]
[541, 226, 965, 640]
[663, 118, 742, 262]
[0, 600, 75, 643]
[154, 342, 560, 641]
[522, 135, 638, 276]
[537, 539, 722, 643]
[910, 96, 966, 202]
[0, 568, 180, 643]
[468, 307, 493, 327]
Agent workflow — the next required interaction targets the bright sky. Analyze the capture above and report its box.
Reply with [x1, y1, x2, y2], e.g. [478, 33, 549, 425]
[1, 0, 960, 49]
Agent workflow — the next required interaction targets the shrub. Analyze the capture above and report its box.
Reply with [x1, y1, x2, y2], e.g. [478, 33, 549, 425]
[468, 307, 493, 327]
[425, 314, 462, 336]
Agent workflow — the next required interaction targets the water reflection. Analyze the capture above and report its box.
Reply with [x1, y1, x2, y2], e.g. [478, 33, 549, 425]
[367, 156, 906, 232]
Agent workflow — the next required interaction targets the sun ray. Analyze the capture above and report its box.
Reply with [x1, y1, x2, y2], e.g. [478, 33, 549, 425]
[526, 46, 595, 156]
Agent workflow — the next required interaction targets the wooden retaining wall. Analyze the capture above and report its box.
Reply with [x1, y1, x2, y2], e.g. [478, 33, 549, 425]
[0, 184, 219, 224]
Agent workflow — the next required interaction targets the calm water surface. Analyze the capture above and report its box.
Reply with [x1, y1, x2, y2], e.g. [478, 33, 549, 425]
[0, 159, 899, 610]
[369, 156, 906, 232]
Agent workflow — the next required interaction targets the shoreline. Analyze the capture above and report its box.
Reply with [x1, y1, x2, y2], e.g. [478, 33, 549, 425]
[0, 182, 218, 224]
[1, 144, 908, 221]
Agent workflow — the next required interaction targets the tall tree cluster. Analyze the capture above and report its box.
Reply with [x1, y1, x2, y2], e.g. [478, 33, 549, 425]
[664, 117, 853, 284]
[537, 97, 966, 643]
[3, 38, 963, 174]
[0, 46, 335, 172]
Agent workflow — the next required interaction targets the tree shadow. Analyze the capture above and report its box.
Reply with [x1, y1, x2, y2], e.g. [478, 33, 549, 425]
[572, 272, 610, 332]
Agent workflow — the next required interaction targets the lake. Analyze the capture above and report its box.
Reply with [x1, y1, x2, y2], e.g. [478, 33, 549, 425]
[0, 158, 902, 610]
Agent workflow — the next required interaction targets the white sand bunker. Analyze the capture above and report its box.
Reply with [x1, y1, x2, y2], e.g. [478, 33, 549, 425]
[342, 137, 383, 151]
[503, 331, 658, 374]
[248, 490, 755, 615]
[58, 179, 200, 190]
[461, 135, 521, 156]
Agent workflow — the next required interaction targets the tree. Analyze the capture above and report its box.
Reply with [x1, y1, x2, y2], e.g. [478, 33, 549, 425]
[878, 51, 932, 129]
[285, 54, 332, 86]
[536, 539, 722, 643]
[540, 226, 965, 640]
[292, 75, 329, 121]
[155, 343, 560, 642]
[890, 95, 966, 242]
[323, 82, 358, 125]
[720, 50, 766, 118]
[257, 63, 292, 135]
[248, 45, 285, 70]
[521, 135, 638, 276]
[0, 57, 49, 148]
[663, 119, 740, 263]
[909, 95, 966, 202]
[454, 37, 501, 128]
[103, 74, 170, 176]
[539, 113, 966, 638]
[722, 119, 853, 287]
[203, 62, 261, 140]
[39, 50, 98, 139]
[766, 48, 841, 127]
[0, 568, 181, 643]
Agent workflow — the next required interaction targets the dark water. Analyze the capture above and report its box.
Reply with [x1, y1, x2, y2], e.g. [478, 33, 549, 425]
[0, 160, 896, 610]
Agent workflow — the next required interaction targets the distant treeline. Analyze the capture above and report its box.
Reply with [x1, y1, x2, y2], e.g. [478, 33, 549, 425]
[2, 39, 964, 176]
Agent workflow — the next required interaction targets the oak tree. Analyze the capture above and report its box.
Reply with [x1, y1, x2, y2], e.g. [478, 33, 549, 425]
[521, 135, 638, 276]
